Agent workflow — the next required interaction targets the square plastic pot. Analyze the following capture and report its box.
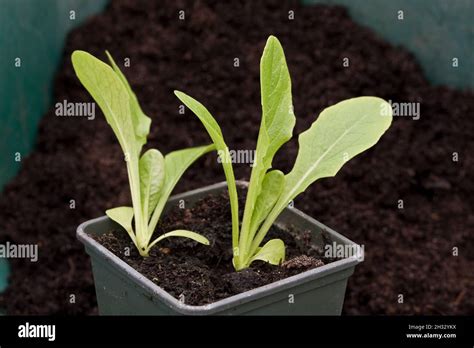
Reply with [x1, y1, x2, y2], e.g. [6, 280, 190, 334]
[77, 181, 363, 315]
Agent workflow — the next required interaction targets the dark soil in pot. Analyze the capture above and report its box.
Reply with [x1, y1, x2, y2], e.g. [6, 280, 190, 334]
[94, 189, 329, 306]
[0, 0, 472, 315]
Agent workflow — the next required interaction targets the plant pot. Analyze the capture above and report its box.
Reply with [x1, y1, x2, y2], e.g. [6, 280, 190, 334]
[77, 181, 363, 315]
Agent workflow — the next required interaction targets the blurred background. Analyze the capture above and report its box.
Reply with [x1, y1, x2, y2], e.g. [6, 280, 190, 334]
[0, 0, 472, 315]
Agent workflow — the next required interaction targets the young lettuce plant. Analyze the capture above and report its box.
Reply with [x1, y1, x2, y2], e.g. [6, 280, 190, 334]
[174, 36, 393, 271]
[72, 51, 212, 257]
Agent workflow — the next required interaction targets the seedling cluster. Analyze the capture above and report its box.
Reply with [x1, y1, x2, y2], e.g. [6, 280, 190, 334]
[72, 51, 211, 257]
[175, 36, 392, 270]
[73, 35, 391, 270]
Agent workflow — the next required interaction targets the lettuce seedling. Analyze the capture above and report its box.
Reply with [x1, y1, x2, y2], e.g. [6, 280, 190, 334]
[72, 51, 212, 256]
[175, 36, 392, 271]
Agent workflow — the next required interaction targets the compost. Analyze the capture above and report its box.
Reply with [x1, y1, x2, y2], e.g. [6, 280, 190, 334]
[0, 0, 472, 314]
[96, 189, 330, 306]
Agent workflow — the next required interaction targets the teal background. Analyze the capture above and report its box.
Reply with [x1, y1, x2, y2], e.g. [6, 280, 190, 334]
[0, 0, 108, 192]
[0, 0, 108, 296]
[0, 259, 8, 293]
[305, 0, 474, 89]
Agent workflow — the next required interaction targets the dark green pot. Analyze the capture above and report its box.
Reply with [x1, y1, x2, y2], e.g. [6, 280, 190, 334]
[77, 181, 363, 315]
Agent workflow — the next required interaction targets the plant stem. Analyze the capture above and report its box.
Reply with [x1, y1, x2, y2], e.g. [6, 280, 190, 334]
[248, 200, 286, 259]
[126, 154, 147, 254]
[238, 171, 258, 266]
[220, 147, 240, 253]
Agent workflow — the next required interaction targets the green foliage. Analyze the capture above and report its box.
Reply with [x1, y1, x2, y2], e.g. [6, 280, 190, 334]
[174, 91, 240, 249]
[72, 51, 212, 256]
[177, 36, 392, 270]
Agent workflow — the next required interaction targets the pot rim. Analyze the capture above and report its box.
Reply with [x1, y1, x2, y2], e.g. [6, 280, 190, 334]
[77, 181, 362, 315]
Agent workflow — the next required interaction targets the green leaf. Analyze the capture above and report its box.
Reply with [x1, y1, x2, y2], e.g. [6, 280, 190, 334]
[249, 239, 285, 266]
[160, 145, 215, 208]
[147, 144, 215, 236]
[72, 51, 135, 155]
[72, 50, 147, 253]
[240, 35, 295, 261]
[106, 207, 136, 246]
[139, 149, 165, 220]
[284, 96, 392, 198]
[248, 170, 285, 238]
[147, 230, 210, 251]
[173, 91, 240, 253]
[250, 96, 393, 254]
[105, 51, 151, 149]
[259, 36, 296, 163]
